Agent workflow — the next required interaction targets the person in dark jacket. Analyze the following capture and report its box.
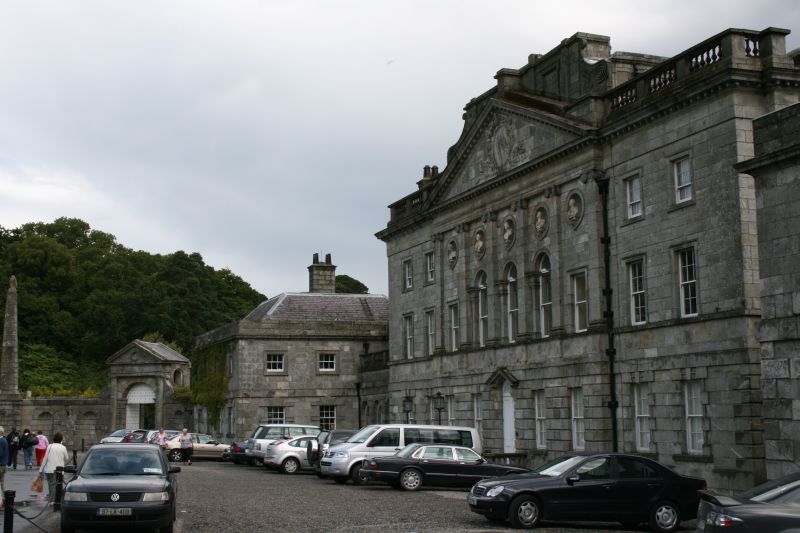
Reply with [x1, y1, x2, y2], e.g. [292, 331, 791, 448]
[0, 427, 8, 509]
[21, 428, 36, 469]
[6, 428, 20, 469]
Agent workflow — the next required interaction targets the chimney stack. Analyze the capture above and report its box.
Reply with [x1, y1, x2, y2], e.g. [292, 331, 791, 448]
[308, 253, 336, 293]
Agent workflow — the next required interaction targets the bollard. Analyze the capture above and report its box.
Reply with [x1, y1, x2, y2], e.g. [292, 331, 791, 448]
[54, 467, 64, 511]
[73, 449, 78, 467]
[3, 490, 15, 533]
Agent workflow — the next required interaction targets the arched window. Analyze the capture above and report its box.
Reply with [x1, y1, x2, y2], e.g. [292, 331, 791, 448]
[476, 271, 488, 347]
[173, 369, 183, 386]
[537, 255, 552, 337]
[505, 264, 519, 343]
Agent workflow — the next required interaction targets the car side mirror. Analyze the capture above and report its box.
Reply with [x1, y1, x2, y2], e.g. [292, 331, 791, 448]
[64, 465, 77, 474]
[566, 474, 580, 485]
[169, 466, 182, 474]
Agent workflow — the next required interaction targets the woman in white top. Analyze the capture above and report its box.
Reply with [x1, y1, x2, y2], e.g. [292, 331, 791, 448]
[39, 432, 70, 500]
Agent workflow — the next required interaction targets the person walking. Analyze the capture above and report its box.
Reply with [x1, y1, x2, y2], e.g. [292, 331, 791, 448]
[6, 428, 19, 469]
[0, 427, 8, 510]
[39, 432, 69, 503]
[34, 430, 49, 467]
[155, 428, 169, 449]
[179, 428, 193, 466]
[21, 428, 36, 469]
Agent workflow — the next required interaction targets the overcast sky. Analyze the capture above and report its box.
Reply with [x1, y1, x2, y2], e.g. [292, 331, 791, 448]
[1, 1, 798, 298]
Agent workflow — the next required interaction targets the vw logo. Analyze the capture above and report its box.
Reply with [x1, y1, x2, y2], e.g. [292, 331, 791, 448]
[110, 493, 120, 502]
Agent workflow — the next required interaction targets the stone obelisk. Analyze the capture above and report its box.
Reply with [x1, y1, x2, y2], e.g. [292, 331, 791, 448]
[1, 275, 19, 396]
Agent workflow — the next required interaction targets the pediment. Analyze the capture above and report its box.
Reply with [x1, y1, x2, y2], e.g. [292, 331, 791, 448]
[431, 103, 587, 205]
[486, 367, 520, 388]
[106, 339, 189, 366]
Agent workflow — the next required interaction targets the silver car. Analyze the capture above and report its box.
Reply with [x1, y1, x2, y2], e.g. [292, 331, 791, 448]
[263, 435, 317, 474]
[99, 428, 136, 443]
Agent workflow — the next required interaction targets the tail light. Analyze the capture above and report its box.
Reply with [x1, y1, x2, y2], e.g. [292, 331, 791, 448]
[368, 460, 377, 469]
[272, 441, 285, 446]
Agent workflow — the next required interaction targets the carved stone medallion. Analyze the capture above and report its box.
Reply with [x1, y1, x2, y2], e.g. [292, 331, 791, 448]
[534, 206, 549, 239]
[566, 192, 584, 229]
[447, 241, 458, 269]
[502, 219, 516, 248]
[473, 230, 486, 259]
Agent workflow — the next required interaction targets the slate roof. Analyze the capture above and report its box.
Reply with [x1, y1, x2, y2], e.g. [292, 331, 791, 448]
[244, 293, 389, 322]
[137, 340, 190, 363]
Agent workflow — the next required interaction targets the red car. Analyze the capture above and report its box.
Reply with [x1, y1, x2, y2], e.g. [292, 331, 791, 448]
[120, 430, 148, 443]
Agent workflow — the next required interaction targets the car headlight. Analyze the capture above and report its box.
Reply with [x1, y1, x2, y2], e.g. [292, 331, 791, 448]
[333, 451, 349, 459]
[486, 485, 505, 498]
[63, 492, 88, 502]
[142, 492, 170, 502]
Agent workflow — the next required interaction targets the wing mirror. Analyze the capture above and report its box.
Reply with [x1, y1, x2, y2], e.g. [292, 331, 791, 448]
[566, 474, 580, 485]
[64, 465, 77, 474]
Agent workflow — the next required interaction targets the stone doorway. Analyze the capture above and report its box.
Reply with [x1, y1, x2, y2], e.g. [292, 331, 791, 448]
[125, 383, 156, 429]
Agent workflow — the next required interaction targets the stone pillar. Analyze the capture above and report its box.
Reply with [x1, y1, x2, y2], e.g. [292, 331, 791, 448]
[1, 276, 19, 396]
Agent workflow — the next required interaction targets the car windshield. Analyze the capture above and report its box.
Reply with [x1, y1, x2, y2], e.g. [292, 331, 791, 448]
[396, 444, 422, 458]
[82, 449, 164, 476]
[743, 474, 800, 502]
[347, 426, 380, 444]
[534, 455, 586, 477]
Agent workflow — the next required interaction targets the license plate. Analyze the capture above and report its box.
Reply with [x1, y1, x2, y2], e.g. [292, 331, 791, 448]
[468, 495, 477, 505]
[97, 508, 132, 516]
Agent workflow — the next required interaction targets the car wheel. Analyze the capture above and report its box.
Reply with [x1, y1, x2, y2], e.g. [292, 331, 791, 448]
[649, 500, 680, 533]
[168, 449, 182, 462]
[509, 495, 541, 529]
[350, 465, 369, 485]
[282, 457, 300, 474]
[399, 469, 423, 491]
[333, 476, 348, 484]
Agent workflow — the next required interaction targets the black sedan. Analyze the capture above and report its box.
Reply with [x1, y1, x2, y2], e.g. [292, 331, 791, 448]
[360, 443, 527, 490]
[696, 471, 800, 532]
[61, 443, 180, 533]
[469, 452, 706, 532]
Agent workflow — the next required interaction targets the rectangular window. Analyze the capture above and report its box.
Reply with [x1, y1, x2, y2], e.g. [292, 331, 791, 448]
[265, 353, 284, 373]
[478, 282, 488, 348]
[403, 259, 413, 290]
[573, 272, 588, 332]
[571, 388, 585, 450]
[540, 273, 552, 337]
[507, 275, 518, 343]
[674, 157, 693, 203]
[679, 248, 698, 317]
[424, 310, 435, 357]
[425, 252, 435, 283]
[685, 381, 704, 453]
[319, 405, 336, 430]
[534, 389, 546, 449]
[403, 314, 414, 359]
[447, 395, 455, 426]
[629, 260, 647, 325]
[626, 175, 643, 218]
[318, 353, 336, 372]
[473, 393, 483, 436]
[634, 383, 651, 452]
[449, 303, 459, 352]
[265, 406, 285, 424]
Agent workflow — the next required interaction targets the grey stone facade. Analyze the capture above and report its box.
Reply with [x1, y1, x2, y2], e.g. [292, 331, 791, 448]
[737, 101, 800, 480]
[195, 255, 389, 439]
[376, 28, 800, 492]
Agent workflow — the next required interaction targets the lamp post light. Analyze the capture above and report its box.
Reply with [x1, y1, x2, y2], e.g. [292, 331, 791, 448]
[433, 392, 444, 425]
[402, 395, 413, 424]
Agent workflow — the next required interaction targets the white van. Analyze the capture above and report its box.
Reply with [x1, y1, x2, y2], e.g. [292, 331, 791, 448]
[245, 423, 320, 465]
[319, 424, 482, 484]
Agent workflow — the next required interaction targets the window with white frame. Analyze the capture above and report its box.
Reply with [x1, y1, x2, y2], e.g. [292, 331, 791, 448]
[447, 395, 455, 425]
[571, 388, 585, 450]
[424, 310, 435, 357]
[265, 353, 284, 373]
[318, 353, 336, 372]
[265, 406, 285, 424]
[629, 259, 647, 325]
[506, 264, 518, 343]
[626, 175, 643, 218]
[674, 157, 693, 203]
[634, 383, 651, 452]
[685, 380, 704, 453]
[573, 272, 588, 332]
[538, 255, 552, 337]
[534, 389, 546, 449]
[477, 272, 488, 347]
[425, 251, 435, 283]
[403, 314, 414, 359]
[403, 259, 413, 290]
[449, 303, 459, 352]
[678, 247, 698, 317]
[319, 405, 336, 430]
[473, 393, 483, 436]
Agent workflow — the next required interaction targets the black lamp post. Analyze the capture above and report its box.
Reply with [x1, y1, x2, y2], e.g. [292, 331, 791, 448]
[402, 395, 413, 423]
[433, 392, 444, 425]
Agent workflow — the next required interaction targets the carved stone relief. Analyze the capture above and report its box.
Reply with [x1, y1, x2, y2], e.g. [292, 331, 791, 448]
[534, 206, 549, 239]
[447, 241, 459, 269]
[473, 230, 486, 259]
[566, 192, 584, 229]
[502, 218, 516, 248]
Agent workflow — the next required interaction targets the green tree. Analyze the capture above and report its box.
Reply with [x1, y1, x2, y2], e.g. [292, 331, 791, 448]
[335, 274, 369, 294]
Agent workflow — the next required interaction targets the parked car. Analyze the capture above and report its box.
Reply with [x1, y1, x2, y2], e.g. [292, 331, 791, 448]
[307, 429, 357, 477]
[696, 471, 800, 532]
[164, 433, 228, 461]
[61, 443, 180, 533]
[321, 424, 482, 485]
[263, 435, 318, 474]
[245, 424, 320, 466]
[146, 429, 181, 445]
[120, 429, 149, 443]
[361, 443, 527, 490]
[468, 452, 706, 532]
[99, 429, 134, 444]
[223, 440, 250, 464]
